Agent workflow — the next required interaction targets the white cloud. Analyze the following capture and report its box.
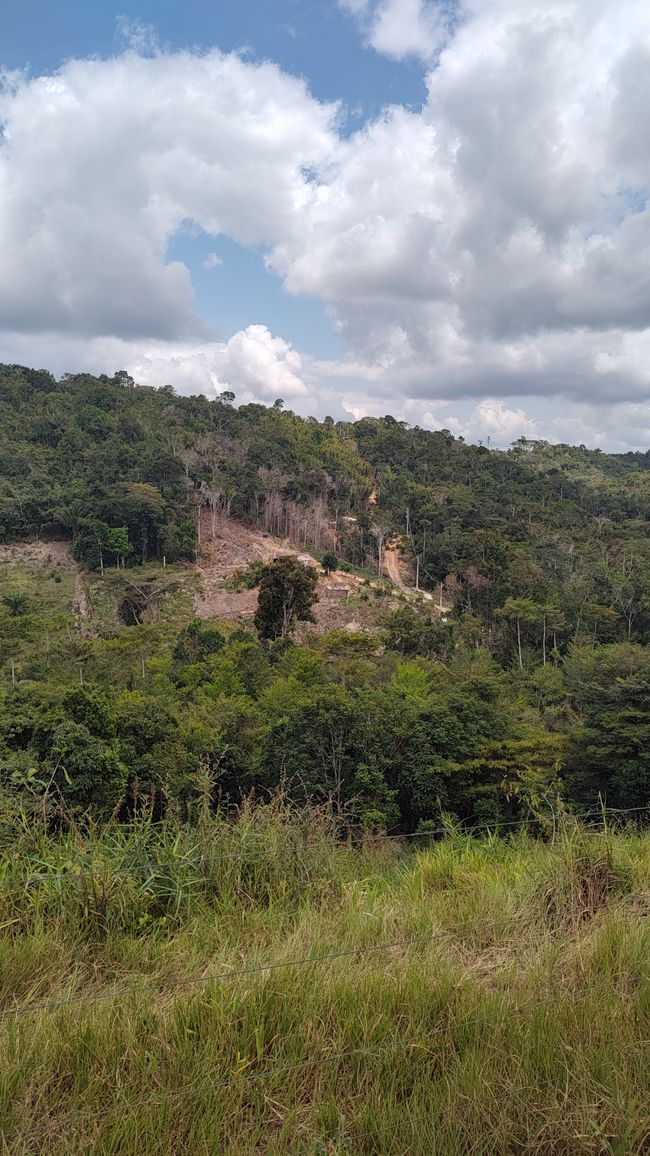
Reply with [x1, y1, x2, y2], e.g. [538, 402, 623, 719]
[446, 399, 538, 444]
[125, 325, 309, 402]
[0, 50, 336, 339]
[202, 252, 223, 269]
[1, 4, 650, 449]
[339, 0, 453, 62]
[369, 0, 452, 61]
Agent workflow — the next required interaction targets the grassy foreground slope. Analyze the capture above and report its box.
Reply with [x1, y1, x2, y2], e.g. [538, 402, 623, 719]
[1, 809, 649, 1154]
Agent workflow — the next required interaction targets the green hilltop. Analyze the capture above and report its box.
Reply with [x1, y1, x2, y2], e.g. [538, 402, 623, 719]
[0, 362, 648, 828]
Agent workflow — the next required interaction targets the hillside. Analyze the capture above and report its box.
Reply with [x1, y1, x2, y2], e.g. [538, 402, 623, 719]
[0, 363, 648, 830]
[1, 364, 649, 646]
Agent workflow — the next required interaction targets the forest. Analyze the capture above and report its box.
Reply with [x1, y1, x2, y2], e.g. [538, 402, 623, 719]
[0, 361, 649, 830]
[2, 363, 650, 1153]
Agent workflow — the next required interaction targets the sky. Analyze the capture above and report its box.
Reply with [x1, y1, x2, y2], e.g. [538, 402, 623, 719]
[1, 0, 650, 450]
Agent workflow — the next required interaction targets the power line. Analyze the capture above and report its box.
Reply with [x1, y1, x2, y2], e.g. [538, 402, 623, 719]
[2, 815, 547, 888]
[0, 915, 525, 1019]
[1, 805, 646, 892]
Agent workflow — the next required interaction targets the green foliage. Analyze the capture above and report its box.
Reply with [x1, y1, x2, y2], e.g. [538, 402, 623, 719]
[173, 618, 225, 666]
[47, 720, 126, 815]
[384, 606, 451, 658]
[321, 550, 338, 574]
[253, 556, 319, 640]
[1, 592, 28, 617]
[0, 365, 648, 825]
[563, 644, 650, 808]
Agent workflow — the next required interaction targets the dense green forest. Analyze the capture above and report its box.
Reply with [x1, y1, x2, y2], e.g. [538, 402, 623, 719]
[0, 362, 649, 830]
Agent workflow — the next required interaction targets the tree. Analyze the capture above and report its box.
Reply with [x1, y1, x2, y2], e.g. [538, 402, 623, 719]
[384, 606, 450, 659]
[496, 597, 544, 670]
[563, 643, 650, 807]
[254, 557, 319, 640]
[321, 551, 338, 575]
[106, 526, 131, 568]
[173, 618, 225, 666]
[46, 720, 127, 816]
[2, 592, 28, 617]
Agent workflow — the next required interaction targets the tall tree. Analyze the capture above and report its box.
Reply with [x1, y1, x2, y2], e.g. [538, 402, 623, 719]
[253, 557, 319, 640]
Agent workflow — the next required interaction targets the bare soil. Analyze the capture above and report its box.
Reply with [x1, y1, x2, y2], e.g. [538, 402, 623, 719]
[0, 539, 77, 572]
[194, 515, 391, 632]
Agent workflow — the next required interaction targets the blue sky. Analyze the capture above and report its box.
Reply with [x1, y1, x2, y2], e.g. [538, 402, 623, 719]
[2, 0, 426, 111]
[2, 0, 424, 362]
[1, 0, 649, 449]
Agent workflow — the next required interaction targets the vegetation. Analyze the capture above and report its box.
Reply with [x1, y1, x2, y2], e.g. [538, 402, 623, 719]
[322, 550, 339, 575]
[2, 364, 649, 665]
[253, 556, 319, 640]
[0, 362, 648, 825]
[0, 805, 648, 1153]
[1, 363, 649, 1150]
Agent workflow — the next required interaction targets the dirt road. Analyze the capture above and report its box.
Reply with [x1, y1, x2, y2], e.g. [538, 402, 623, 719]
[382, 546, 409, 592]
[382, 542, 436, 605]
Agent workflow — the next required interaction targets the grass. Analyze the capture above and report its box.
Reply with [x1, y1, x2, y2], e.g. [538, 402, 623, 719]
[0, 554, 77, 682]
[0, 806, 649, 1153]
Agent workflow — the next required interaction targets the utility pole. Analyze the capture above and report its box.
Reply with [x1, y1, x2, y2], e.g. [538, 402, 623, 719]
[422, 520, 431, 563]
[416, 554, 420, 591]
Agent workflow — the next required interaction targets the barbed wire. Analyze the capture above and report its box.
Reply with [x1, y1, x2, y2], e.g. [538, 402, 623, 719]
[9, 979, 648, 1142]
[0, 914, 528, 1019]
[0, 804, 647, 893]
[143, 981, 649, 1105]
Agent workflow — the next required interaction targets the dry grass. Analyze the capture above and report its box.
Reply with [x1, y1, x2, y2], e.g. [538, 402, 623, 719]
[0, 809, 649, 1154]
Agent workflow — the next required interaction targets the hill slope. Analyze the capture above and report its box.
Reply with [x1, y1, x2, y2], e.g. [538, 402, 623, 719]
[0, 364, 649, 828]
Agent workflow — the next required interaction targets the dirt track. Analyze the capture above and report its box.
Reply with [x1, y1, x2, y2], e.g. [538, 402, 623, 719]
[382, 546, 409, 592]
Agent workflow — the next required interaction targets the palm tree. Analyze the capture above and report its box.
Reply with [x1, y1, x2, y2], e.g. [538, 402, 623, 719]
[2, 592, 28, 617]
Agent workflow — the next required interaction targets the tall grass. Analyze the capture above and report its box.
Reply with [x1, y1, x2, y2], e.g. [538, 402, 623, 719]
[0, 806, 649, 1153]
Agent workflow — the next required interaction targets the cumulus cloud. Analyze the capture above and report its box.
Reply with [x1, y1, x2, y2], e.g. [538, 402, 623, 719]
[120, 325, 310, 402]
[446, 399, 538, 444]
[1, 2, 650, 448]
[0, 50, 336, 339]
[339, 0, 453, 61]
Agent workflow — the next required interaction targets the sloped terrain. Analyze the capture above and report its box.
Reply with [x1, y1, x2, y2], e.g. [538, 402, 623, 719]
[194, 514, 414, 632]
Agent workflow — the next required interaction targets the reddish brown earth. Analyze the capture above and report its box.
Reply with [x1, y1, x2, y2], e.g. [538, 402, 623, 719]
[193, 515, 390, 631]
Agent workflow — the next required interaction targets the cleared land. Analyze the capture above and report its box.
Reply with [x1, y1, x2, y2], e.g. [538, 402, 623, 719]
[193, 514, 442, 631]
[0, 811, 648, 1154]
[0, 521, 444, 642]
